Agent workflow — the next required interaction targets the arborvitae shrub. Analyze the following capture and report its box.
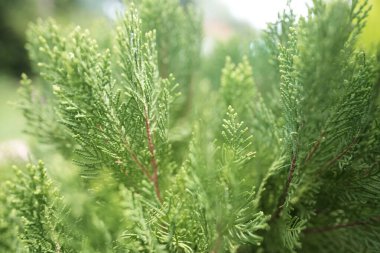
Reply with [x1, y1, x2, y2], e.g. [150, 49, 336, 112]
[1, 0, 379, 252]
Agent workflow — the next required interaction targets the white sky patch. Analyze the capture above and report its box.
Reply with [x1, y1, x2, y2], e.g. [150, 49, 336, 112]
[102, 0, 125, 20]
[220, 0, 312, 29]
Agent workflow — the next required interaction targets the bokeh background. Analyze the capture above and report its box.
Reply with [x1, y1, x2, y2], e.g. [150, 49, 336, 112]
[0, 0, 379, 166]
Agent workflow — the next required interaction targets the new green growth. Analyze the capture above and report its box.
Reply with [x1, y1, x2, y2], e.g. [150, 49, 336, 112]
[1, 0, 379, 252]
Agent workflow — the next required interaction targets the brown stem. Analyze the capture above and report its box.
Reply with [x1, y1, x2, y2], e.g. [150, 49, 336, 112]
[322, 137, 358, 170]
[123, 138, 151, 179]
[303, 133, 324, 164]
[130, 149, 151, 179]
[304, 215, 380, 234]
[210, 233, 223, 253]
[144, 106, 162, 202]
[273, 154, 297, 219]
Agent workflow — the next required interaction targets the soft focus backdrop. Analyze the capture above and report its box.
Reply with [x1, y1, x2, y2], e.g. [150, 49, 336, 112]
[0, 0, 379, 166]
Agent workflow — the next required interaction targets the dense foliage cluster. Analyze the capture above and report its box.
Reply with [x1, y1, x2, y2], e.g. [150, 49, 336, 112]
[1, 0, 379, 252]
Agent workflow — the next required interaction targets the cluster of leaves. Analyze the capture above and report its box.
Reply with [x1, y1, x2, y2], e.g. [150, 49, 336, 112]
[1, 0, 379, 252]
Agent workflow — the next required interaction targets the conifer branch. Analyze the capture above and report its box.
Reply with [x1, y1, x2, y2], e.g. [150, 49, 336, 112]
[123, 137, 151, 179]
[6, 0, 379, 252]
[303, 133, 324, 164]
[143, 105, 161, 201]
[303, 215, 380, 234]
[273, 153, 297, 219]
[322, 137, 358, 170]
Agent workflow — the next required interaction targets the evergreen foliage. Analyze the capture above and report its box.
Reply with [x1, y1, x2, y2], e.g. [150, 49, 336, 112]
[1, 0, 380, 252]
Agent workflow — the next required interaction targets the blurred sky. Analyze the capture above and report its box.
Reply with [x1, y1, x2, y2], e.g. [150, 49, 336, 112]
[220, 0, 311, 29]
[100, 0, 312, 30]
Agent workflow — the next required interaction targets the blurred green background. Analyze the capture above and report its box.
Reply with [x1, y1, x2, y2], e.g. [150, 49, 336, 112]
[0, 0, 118, 168]
[0, 0, 379, 166]
[0, 0, 251, 163]
[359, 0, 380, 50]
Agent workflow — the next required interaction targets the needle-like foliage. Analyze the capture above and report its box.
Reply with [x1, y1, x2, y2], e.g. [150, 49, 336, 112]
[1, 0, 379, 252]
